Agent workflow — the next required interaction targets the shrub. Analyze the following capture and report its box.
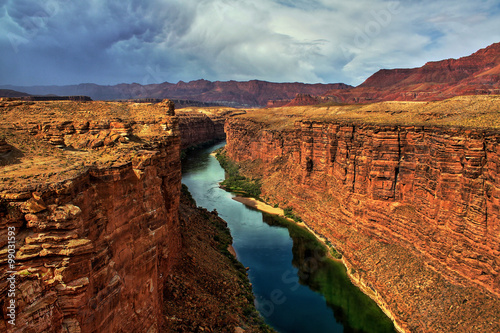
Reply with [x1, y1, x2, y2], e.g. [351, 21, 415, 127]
[215, 149, 261, 198]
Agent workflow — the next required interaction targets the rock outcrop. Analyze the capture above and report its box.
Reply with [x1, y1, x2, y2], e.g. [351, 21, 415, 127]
[0, 99, 265, 332]
[0, 139, 12, 155]
[224, 98, 500, 332]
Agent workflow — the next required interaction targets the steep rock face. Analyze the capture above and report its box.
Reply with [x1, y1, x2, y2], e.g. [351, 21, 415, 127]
[225, 117, 500, 332]
[177, 112, 226, 149]
[0, 119, 181, 332]
[0, 100, 265, 333]
[164, 191, 266, 332]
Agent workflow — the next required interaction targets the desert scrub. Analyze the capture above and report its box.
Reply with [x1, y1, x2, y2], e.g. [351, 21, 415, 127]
[215, 148, 261, 198]
[283, 207, 303, 223]
[330, 247, 343, 260]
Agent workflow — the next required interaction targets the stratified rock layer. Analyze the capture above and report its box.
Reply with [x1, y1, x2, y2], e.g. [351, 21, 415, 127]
[0, 102, 182, 332]
[224, 104, 500, 332]
[177, 109, 228, 149]
[0, 100, 265, 333]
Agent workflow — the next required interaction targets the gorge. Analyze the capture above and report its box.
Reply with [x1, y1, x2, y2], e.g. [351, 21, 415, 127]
[1, 42, 500, 332]
[223, 95, 500, 332]
[0, 99, 265, 332]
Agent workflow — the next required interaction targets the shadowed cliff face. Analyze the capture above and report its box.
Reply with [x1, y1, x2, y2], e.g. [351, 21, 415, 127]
[0, 100, 264, 332]
[224, 98, 500, 333]
[177, 107, 240, 149]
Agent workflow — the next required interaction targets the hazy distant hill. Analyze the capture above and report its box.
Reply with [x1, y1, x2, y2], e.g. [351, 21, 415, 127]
[1, 80, 352, 107]
[0, 89, 31, 98]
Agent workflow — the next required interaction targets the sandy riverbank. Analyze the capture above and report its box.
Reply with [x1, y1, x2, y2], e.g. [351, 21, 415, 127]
[231, 196, 333, 249]
[232, 196, 284, 216]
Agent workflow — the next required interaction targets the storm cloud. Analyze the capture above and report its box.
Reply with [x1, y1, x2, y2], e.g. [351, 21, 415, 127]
[1, 0, 499, 86]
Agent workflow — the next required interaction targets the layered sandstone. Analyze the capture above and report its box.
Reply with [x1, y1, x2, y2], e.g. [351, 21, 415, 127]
[0, 100, 264, 332]
[224, 96, 500, 332]
[177, 107, 242, 149]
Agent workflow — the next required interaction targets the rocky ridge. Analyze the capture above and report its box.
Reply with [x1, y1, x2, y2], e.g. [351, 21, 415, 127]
[224, 95, 500, 332]
[1, 80, 352, 108]
[322, 42, 500, 104]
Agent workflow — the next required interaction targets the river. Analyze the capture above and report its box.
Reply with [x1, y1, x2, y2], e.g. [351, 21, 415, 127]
[182, 142, 396, 333]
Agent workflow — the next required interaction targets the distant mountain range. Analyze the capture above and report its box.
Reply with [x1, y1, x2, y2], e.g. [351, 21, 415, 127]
[2, 42, 499, 107]
[0, 89, 31, 98]
[319, 42, 500, 104]
[0, 80, 351, 107]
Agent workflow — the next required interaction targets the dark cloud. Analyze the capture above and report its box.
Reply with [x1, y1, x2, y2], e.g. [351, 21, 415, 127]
[0, 0, 499, 86]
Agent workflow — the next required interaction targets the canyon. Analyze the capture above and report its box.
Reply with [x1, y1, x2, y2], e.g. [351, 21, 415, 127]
[1, 41, 499, 333]
[0, 99, 265, 332]
[176, 107, 243, 150]
[224, 95, 500, 332]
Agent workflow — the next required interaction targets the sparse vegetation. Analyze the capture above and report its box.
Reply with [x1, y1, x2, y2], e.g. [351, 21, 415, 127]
[283, 207, 303, 223]
[215, 148, 261, 198]
[330, 247, 343, 260]
[236, 95, 500, 130]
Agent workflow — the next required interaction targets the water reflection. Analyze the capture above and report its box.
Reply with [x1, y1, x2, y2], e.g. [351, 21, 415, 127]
[262, 214, 396, 333]
[182, 142, 396, 333]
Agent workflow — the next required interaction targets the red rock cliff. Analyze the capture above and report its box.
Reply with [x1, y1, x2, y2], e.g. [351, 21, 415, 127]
[0, 106, 182, 332]
[177, 108, 233, 149]
[0, 100, 265, 332]
[224, 100, 500, 332]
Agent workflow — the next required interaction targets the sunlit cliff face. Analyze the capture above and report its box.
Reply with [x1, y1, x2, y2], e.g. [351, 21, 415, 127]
[223, 96, 500, 333]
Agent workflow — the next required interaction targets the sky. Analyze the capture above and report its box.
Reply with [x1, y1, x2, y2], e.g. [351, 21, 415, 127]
[0, 0, 499, 87]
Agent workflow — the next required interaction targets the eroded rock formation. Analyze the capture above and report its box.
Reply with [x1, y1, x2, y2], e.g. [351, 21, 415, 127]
[224, 98, 500, 332]
[0, 99, 265, 332]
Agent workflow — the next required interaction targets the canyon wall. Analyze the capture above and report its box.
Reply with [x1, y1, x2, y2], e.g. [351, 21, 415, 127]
[177, 111, 226, 149]
[225, 116, 500, 332]
[0, 114, 182, 332]
[0, 100, 264, 332]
